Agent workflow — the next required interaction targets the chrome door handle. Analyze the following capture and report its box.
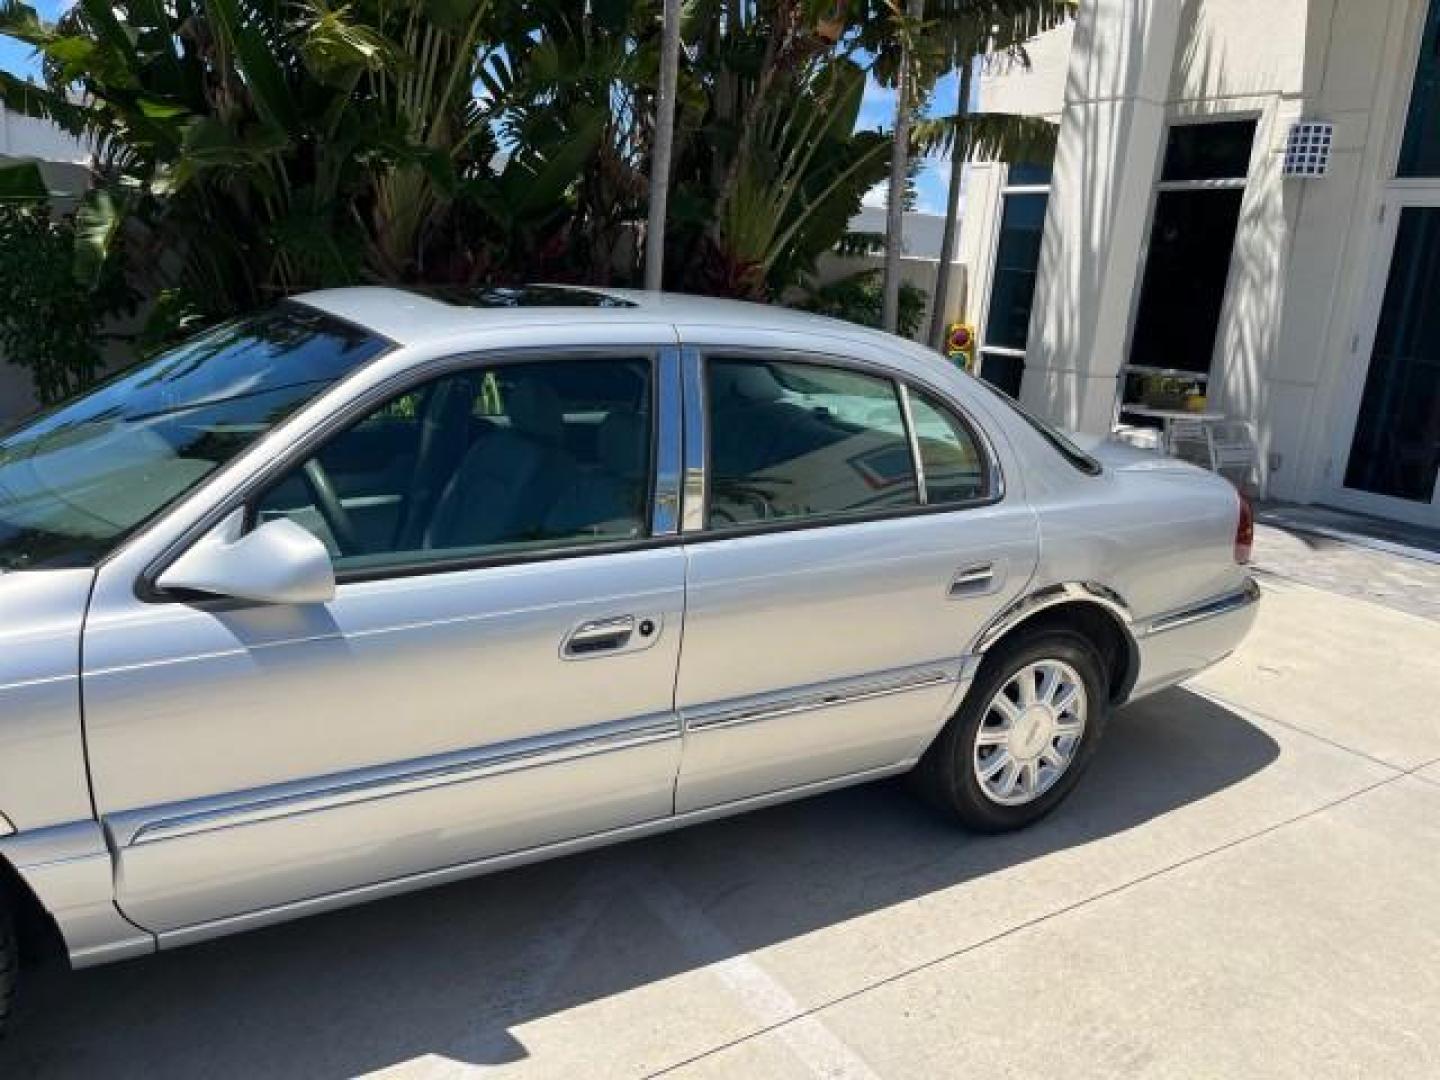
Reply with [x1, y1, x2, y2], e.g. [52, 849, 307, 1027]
[949, 562, 998, 598]
[563, 615, 636, 657]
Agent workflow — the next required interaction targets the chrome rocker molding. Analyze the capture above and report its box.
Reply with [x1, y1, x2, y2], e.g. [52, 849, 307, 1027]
[1139, 578, 1261, 637]
[118, 713, 680, 849]
[156, 760, 917, 952]
[681, 659, 968, 733]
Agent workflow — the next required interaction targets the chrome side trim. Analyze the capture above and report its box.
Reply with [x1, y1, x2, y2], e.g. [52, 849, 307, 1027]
[972, 580, 1136, 655]
[679, 346, 708, 533]
[897, 382, 928, 504]
[156, 760, 917, 953]
[1140, 578, 1260, 637]
[683, 660, 963, 733]
[652, 347, 683, 536]
[123, 713, 680, 848]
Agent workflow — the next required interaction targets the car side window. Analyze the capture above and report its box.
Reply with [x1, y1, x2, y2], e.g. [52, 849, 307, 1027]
[906, 389, 993, 504]
[705, 358, 919, 529]
[254, 357, 653, 572]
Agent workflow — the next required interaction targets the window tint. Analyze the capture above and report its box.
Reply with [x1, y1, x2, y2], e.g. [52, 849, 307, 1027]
[256, 358, 652, 571]
[705, 359, 918, 528]
[1160, 120, 1256, 182]
[907, 391, 992, 503]
[0, 306, 387, 570]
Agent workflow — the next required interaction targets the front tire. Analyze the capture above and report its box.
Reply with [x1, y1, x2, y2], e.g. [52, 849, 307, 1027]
[0, 889, 15, 1038]
[913, 629, 1109, 832]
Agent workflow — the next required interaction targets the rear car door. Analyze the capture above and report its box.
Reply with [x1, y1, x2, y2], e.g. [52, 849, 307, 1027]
[672, 337, 1039, 812]
[82, 344, 686, 935]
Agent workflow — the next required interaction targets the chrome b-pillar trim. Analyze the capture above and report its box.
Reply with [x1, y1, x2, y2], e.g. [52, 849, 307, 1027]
[679, 346, 708, 533]
[652, 347, 684, 537]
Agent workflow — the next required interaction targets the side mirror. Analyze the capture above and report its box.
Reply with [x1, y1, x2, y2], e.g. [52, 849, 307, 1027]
[157, 509, 336, 605]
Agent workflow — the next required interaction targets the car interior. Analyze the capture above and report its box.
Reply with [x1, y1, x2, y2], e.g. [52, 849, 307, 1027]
[255, 360, 652, 565]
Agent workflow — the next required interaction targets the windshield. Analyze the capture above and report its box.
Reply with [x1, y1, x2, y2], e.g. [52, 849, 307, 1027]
[0, 305, 389, 570]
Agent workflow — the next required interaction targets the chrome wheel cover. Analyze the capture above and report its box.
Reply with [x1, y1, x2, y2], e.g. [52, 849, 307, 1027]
[972, 659, 1087, 807]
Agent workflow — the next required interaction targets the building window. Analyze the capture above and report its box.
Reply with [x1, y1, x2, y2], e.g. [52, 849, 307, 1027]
[1120, 119, 1257, 418]
[978, 163, 1051, 398]
[1399, 0, 1440, 177]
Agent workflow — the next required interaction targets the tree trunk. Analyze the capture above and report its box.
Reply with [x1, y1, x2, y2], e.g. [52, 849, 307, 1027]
[645, 0, 683, 291]
[881, 0, 924, 335]
[928, 60, 973, 350]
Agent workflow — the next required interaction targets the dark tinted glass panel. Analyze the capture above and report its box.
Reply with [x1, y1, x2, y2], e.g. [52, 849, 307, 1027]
[1128, 187, 1245, 374]
[257, 359, 652, 568]
[0, 308, 386, 570]
[1344, 207, 1440, 501]
[423, 285, 636, 308]
[1399, 0, 1440, 176]
[705, 360, 917, 528]
[1161, 120, 1256, 182]
[973, 378, 1102, 476]
[908, 391, 991, 503]
[984, 192, 1049, 349]
[1006, 162, 1053, 187]
[977, 351, 1025, 398]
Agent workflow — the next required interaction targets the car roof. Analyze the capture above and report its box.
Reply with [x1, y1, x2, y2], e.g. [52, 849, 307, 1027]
[292, 285, 853, 347]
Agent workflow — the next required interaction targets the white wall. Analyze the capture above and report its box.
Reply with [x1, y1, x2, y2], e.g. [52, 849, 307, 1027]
[962, 0, 1434, 514]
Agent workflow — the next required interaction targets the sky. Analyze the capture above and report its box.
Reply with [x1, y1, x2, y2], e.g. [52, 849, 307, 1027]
[3, 12, 971, 216]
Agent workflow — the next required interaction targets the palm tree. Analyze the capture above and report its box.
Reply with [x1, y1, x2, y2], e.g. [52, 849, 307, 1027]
[879, 0, 924, 333]
[925, 0, 1074, 349]
[644, 0, 683, 289]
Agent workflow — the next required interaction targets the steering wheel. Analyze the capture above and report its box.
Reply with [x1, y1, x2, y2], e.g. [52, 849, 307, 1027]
[302, 458, 364, 555]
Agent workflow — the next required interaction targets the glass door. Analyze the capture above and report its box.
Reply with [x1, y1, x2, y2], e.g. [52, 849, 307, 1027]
[1330, 0, 1440, 526]
[1337, 201, 1440, 520]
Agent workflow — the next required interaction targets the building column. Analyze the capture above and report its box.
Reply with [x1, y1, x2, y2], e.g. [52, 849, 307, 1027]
[1019, 0, 1184, 433]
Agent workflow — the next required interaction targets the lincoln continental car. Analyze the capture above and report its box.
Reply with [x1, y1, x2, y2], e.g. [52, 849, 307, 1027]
[0, 286, 1258, 1028]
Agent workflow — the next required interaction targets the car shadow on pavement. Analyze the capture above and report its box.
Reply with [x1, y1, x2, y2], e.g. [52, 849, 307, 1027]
[1, 688, 1278, 1079]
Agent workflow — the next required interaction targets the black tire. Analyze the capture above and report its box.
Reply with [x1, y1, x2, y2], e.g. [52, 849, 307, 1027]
[912, 629, 1109, 832]
[0, 889, 15, 1039]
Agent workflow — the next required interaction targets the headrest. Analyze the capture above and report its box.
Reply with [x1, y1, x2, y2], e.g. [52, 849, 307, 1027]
[711, 362, 786, 404]
[506, 377, 565, 446]
[597, 410, 647, 478]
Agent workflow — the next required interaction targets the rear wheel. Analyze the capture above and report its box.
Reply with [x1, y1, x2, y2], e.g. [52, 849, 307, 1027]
[913, 629, 1109, 832]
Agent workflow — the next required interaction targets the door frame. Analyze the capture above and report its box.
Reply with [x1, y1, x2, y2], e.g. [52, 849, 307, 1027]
[1322, 192, 1440, 526]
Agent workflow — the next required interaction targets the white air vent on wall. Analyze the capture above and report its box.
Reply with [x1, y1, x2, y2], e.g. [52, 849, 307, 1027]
[1283, 120, 1334, 177]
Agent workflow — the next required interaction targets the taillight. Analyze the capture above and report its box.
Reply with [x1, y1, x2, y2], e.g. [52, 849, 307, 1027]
[1234, 489, 1254, 565]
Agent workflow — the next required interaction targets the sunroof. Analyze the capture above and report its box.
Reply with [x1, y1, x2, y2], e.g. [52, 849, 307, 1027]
[422, 285, 636, 309]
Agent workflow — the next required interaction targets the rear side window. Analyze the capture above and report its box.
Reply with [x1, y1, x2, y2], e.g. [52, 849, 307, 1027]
[906, 389, 993, 504]
[705, 359, 919, 528]
[974, 378, 1102, 476]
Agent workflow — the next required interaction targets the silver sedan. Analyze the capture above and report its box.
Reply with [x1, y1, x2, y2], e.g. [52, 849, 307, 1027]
[0, 286, 1257, 1028]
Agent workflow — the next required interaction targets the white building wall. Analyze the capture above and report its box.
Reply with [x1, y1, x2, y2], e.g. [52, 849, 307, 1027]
[962, 0, 1435, 515]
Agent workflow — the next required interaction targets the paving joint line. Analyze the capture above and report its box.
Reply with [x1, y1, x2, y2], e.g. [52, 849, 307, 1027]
[1189, 685, 1410, 776]
[643, 770, 1410, 1078]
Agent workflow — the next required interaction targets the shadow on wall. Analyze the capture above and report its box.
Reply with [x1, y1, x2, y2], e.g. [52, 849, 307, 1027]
[0, 688, 1279, 1079]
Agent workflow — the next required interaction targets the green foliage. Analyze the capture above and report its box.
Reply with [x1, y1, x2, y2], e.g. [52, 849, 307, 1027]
[0, 0, 1068, 358]
[0, 201, 137, 403]
[800, 269, 928, 338]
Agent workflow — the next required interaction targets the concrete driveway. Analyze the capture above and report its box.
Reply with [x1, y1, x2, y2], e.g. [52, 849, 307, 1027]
[5, 530, 1440, 1078]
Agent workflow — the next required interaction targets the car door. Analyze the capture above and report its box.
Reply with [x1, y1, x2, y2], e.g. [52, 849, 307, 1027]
[672, 338, 1039, 813]
[82, 344, 686, 935]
